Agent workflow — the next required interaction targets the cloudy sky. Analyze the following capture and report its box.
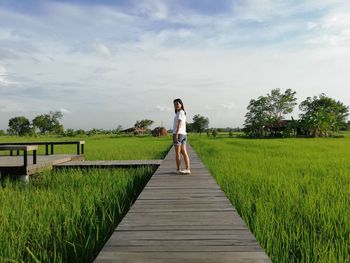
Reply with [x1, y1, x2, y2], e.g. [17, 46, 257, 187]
[0, 0, 350, 130]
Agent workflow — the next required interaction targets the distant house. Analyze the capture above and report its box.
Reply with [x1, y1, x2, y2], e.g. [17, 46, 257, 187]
[267, 119, 300, 137]
[268, 120, 290, 131]
[152, 127, 168, 137]
[122, 127, 146, 135]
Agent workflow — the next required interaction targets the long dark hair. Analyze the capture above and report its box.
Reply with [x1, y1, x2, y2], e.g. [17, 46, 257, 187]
[173, 98, 186, 114]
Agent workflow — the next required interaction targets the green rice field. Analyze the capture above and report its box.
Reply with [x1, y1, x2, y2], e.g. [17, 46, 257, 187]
[190, 134, 350, 263]
[1, 133, 349, 262]
[0, 135, 172, 262]
[0, 135, 171, 160]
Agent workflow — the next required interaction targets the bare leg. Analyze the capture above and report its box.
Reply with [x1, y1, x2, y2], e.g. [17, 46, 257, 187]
[174, 145, 181, 171]
[181, 144, 190, 170]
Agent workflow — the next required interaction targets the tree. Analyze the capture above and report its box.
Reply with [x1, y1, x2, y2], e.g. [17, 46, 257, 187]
[192, 114, 209, 134]
[134, 119, 154, 129]
[244, 95, 273, 137]
[299, 94, 349, 137]
[65, 128, 76, 137]
[186, 122, 194, 132]
[76, 129, 86, 135]
[268, 88, 297, 121]
[32, 111, 64, 134]
[8, 116, 31, 136]
[113, 125, 123, 134]
[244, 89, 297, 137]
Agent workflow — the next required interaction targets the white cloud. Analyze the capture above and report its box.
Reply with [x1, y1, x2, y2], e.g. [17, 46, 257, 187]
[317, 12, 350, 47]
[94, 43, 112, 56]
[134, 0, 168, 20]
[0, 65, 17, 86]
[222, 103, 236, 110]
[59, 108, 71, 114]
[0, 1, 349, 130]
[155, 105, 172, 112]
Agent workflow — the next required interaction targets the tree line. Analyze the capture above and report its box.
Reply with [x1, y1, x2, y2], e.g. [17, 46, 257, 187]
[7, 111, 64, 136]
[244, 89, 349, 137]
[2, 110, 211, 137]
[2, 91, 349, 138]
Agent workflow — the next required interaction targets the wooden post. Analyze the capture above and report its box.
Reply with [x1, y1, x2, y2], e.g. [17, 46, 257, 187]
[45, 144, 49, 155]
[77, 143, 80, 155]
[81, 144, 84, 154]
[23, 150, 27, 167]
[33, 150, 37, 164]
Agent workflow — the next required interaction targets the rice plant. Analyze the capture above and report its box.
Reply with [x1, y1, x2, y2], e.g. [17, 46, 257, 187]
[0, 135, 172, 262]
[0, 167, 154, 262]
[0, 135, 172, 160]
[190, 136, 350, 263]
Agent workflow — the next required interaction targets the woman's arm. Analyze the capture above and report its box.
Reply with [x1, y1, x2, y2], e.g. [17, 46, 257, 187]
[175, 119, 182, 140]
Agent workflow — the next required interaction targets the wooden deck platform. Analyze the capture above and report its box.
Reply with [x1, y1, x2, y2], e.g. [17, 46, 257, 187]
[94, 145, 271, 263]
[0, 154, 84, 176]
[54, 160, 162, 169]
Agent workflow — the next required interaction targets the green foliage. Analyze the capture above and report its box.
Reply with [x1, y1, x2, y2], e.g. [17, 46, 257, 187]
[134, 119, 154, 129]
[65, 128, 76, 137]
[7, 116, 32, 136]
[269, 88, 297, 120]
[0, 136, 172, 262]
[32, 111, 64, 135]
[186, 122, 194, 133]
[0, 168, 154, 262]
[114, 125, 123, 134]
[192, 114, 209, 134]
[244, 95, 273, 137]
[346, 121, 350, 131]
[299, 94, 349, 137]
[191, 136, 350, 262]
[244, 89, 297, 137]
[0, 135, 172, 160]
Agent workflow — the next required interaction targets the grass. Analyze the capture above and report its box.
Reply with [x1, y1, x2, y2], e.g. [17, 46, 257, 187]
[0, 135, 171, 160]
[0, 135, 172, 262]
[190, 134, 350, 263]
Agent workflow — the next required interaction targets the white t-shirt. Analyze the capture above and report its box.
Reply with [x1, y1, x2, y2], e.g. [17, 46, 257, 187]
[173, 110, 187, 135]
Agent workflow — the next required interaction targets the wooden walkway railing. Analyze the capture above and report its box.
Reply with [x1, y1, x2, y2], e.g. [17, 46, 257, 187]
[0, 141, 84, 155]
[94, 145, 270, 262]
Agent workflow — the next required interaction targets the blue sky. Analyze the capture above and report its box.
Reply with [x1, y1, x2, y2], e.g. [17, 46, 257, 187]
[0, 0, 350, 130]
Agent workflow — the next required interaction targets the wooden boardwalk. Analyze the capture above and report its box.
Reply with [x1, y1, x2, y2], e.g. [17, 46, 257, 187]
[0, 154, 83, 176]
[94, 145, 270, 263]
[54, 160, 162, 169]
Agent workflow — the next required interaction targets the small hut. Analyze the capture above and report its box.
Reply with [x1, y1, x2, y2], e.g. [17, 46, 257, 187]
[152, 127, 168, 137]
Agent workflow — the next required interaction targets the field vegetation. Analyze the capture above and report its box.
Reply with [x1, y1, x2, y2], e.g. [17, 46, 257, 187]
[190, 133, 350, 262]
[0, 135, 172, 262]
[0, 135, 171, 160]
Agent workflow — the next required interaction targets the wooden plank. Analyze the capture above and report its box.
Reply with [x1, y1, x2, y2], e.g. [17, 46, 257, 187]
[0, 154, 83, 176]
[94, 145, 271, 262]
[0, 141, 84, 156]
[0, 145, 38, 151]
[54, 160, 162, 169]
[107, 229, 258, 242]
[0, 141, 84, 145]
[100, 245, 264, 252]
[95, 252, 270, 263]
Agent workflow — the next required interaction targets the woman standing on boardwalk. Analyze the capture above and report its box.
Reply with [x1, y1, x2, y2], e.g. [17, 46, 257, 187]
[173, 98, 191, 174]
